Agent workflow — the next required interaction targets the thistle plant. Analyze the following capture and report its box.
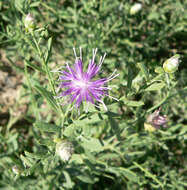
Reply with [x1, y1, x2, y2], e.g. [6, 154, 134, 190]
[0, 1, 186, 190]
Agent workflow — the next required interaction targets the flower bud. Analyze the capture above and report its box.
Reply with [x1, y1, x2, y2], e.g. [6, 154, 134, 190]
[130, 3, 142, 15]
[24, 13, 35, 32]
[144, 123, 156, 132]
[56, 140, 74, 162]
[163, 54, 180, 73]
[146, 108, 168, 130]
[12, 165, 21, 175]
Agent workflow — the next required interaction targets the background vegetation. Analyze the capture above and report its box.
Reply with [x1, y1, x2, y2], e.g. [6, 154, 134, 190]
[0, 0, 186, 189]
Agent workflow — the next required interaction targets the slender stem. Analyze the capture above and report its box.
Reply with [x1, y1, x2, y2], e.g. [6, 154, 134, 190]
[133, 162, 164, 189]
[31, 32, 56, 96]
[24, 62, 40, 120]
[165, 73, 170, 89]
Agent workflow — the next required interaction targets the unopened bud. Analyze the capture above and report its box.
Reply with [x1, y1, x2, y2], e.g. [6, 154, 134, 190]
[12, 165, 21, 175]
[24, 13, 35, 32]
[56, 140, 74, 162]
[163, 54, 180, 73]
[130, 3, 142, 15]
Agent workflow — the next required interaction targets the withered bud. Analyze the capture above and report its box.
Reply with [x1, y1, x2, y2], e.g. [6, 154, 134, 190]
[146, 108, 168, 129]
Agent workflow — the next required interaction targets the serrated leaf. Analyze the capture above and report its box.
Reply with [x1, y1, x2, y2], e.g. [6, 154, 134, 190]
[34, 85, 58, 112]
[145, 82, 165, 91]
[34, 121, 60, 133]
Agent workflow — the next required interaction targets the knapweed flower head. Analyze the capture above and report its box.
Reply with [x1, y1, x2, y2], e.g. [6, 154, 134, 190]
[24, 13, 35, 32]
[146, 107, 168, 130]
[55, 140, 74, 162]
[163, 54, 180, 73]
[56, 48, 119, 111]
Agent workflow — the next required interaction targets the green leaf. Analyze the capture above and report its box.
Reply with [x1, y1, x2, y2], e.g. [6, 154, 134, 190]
[155, 67, 164, 74]
[34, 121, 60, 133]
[74, 114, 106, 126]
[63, 171, 74, 188]
[70, 154, 83, 164]
[148, 12, 160, 20]
[36, 138, 55, 146]
[34, 84, 58, 112]
[76, 174, 96, 184]
[45, 37, 53, 63]
[24, 151, 47, 159]
[14, 0, 25, 12]
[81, 138, 103, 152]
[20, 155, 33, 167]
[137, 62, 149, 81]
[145, 82, 165, 91]
[24, 162, 41, 176]
[127, 65, 133, 90]
[30, 1, 41, 7]
[64, 125, 76, 137]
[25, 60, 45, 74]
[120, 98, 144, 107]
[120, 168, 139, 182]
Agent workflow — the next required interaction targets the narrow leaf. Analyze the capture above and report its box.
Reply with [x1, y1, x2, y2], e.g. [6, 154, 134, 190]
[137, 62, 149, 81]
[45, 37, 53, 63]
[145, 82, 165, 91]
[34, 85, 58, 112]
[120, 98, 144, 107]
[120, 168, 139, 182]
[34, 121, 60, 133]
[25, 60, 45, 74]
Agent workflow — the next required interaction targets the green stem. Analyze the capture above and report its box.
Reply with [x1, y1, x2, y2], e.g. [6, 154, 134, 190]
[133, 162, 164, 189]
[31, 32, 64, 133]
[165, 73, 170, 89]
[31, 33, 56, 96]
[24, 62, 40, 120]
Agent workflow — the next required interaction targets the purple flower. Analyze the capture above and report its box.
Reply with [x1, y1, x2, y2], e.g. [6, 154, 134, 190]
[147, 108, 168, 129]
[56, 48, 119, 110]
